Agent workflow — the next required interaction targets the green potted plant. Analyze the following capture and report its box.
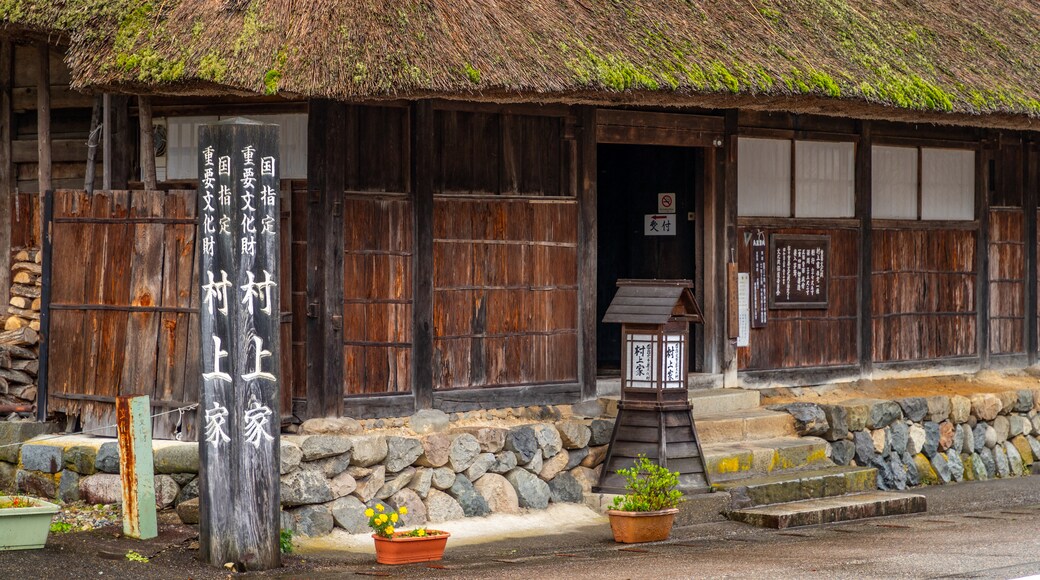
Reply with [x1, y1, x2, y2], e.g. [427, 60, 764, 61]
[0, 495, 61, 551]
[606, 455, 684, 543]
[365, 503, 450, 565]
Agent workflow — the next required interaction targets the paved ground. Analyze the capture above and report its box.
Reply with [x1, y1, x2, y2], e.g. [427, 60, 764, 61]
[2, 477, 1040, 579]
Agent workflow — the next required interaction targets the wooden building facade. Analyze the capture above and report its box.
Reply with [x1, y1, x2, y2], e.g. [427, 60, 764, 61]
[3, 2, 1040, 429]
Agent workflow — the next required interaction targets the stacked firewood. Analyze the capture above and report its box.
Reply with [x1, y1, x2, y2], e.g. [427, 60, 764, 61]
[0, 248, 42, 408]
[5, 249, 41, 332]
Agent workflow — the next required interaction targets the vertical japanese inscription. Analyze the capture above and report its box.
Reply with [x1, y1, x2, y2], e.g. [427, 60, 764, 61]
[198, 120, 281, 570]
[768, 234, 829, 310]
[750, 232, 768, 327]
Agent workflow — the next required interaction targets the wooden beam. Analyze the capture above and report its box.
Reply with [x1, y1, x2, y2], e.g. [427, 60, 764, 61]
[138, 96, 156, 190]
[722, 110, 738, 383]
[1026, 142, 1038, 365]
[856, 121, 874, 373]
[306, 100, 345, 418]
[103, 93, 112, 190]
[109, 95, 131, 189]
[0, 41, 13, 314]
[411, 100, 434, 410]
[578, 106, 598, 400]
[84, 96, 101, 193]
[36, 43, 51, 197]
[977, 139, 991, 367]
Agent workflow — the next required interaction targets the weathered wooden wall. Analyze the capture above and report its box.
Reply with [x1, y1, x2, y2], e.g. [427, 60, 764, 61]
[343, 195, 414, 395]
[736, 223, 860, 370]
[433, 197, 578, 389]
[872, 226, 977, 361]
[988, 209, 1025, 355]
[48, 187, 294, 437]
[48, 189, 200, 438]
[430, 107, 579, 391]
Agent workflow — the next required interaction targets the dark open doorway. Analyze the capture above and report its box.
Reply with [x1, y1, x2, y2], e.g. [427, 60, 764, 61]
[596, 144, 704, 373]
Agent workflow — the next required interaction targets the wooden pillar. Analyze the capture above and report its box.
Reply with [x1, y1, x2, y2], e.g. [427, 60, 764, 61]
[36, 43, 51, 196]
[977, 138, 991, 367]
[0, 41, 13, 313]
[856, 122, 874, 375]
[84, 96, 102, 193]
[197, 121, 282, 570]
[305, 100, 345, 418]
[720, 111, 739, 384]
[104, 95, 131, 190]
[1026, 141, 1038, 365]
[411, 100, 434, 410]
[577, 106, 598, 401]
[138, 96, 157, 190]
[103, 94, 112, 190]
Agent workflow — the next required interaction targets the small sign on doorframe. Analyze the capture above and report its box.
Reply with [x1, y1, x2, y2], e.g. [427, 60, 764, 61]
[658, 193, 676, 214]
[737, 273, 750, 347]
[644, 214, 675, 236]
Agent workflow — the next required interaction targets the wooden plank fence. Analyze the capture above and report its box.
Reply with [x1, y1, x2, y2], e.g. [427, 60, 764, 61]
[45, 188, 292, 439]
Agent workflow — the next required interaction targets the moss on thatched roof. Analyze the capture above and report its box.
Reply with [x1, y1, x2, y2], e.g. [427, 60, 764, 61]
[5, 0, 1040, 120]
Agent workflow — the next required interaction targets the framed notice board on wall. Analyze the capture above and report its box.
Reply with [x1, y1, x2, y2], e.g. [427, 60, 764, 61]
[769, 234, 829, 309]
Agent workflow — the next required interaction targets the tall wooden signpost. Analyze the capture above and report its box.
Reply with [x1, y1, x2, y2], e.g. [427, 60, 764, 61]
[198, 119, 281, 570]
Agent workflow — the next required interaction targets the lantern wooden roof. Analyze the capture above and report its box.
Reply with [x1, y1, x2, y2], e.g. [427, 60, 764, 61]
[602, 279, 703, 325]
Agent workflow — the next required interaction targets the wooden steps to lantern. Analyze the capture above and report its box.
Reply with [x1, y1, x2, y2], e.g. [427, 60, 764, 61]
[594, 404, 710, 494]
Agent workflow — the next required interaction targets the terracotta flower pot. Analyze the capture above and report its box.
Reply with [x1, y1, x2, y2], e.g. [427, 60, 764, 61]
[372, 531, 450, 565]
[606, 508, 679, 543]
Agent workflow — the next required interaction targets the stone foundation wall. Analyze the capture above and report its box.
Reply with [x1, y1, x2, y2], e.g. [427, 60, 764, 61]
[0, 404, 619, 538]
[771, 389, 1040, 488]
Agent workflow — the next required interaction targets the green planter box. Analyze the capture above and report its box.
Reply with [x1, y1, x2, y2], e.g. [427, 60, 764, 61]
[0, 496, 60, 550]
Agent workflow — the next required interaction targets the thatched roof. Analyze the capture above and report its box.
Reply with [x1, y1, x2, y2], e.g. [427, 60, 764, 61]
[4, 0, 1040, 126]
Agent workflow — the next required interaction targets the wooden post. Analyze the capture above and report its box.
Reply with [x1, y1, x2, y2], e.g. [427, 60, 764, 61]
[412, 100, 434, 410]
[36, 43, 51, 197]
[198, 120, 282, 570]
[305, 100, 345, 419]
[856, 121, 874, 374]
[577, 106, 598, 401]
[116, 394, 158, 540]
[138, 96, 157, 190]
[1026, 142, 1038, 365]
[721, 111, 738, 384]
[84, 96, 102, 193]
[0, 41, 13, 314]
[977, 138, 991, 367]
[103, 93, 112, 190]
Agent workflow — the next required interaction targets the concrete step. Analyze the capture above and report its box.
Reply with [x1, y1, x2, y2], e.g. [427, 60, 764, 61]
[727, 491, 927, 529]
[695, 408, 796, 444]
[713, 465, 878, 507]
[703, 436, 833, 482]
[689, 389, 760, 416]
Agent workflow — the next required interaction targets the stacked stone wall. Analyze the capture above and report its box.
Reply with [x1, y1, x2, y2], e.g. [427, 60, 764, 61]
[772, 389, 1040, 488]
[0, 405, 619, 537]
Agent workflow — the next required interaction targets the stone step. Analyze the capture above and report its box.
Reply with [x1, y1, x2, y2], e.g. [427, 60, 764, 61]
[703, 436, 833, 482]
[727, 491, 927, 529]
[695, 408, 796, 444]
[689, 389, 761, 416]
[713, 465, 878, 507]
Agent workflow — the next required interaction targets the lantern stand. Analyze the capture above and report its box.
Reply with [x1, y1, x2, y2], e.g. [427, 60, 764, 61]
[594, 279, 711, 495]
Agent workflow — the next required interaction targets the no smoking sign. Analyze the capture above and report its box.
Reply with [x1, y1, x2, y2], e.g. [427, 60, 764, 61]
[658, 192, 676, 214]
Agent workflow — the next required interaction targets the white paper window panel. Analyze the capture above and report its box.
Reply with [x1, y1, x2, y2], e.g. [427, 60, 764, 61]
[921, 148, 975, 221]
[626, 334, 658, 387]
[871, 146, 918, 219]
[165, 113, 308, 180]
[794, 140, 855, 218]
[737, 137, 791, 217]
